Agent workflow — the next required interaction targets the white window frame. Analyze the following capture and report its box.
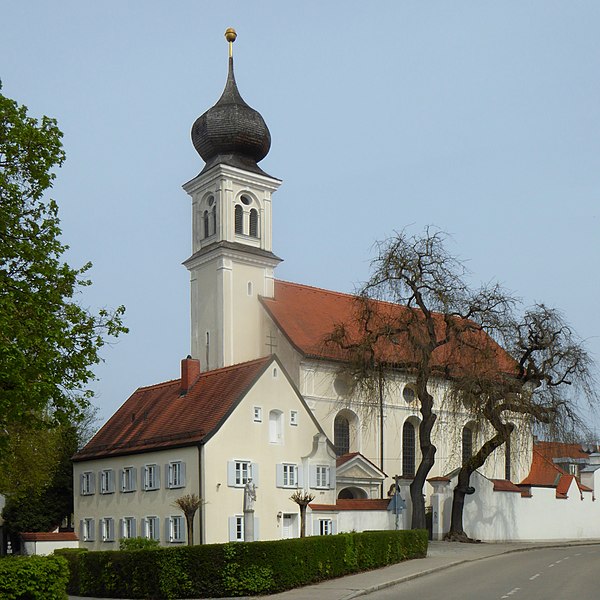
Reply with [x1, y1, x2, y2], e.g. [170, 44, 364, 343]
[121, 466, 136, 493]
[167, 461, 185, 489]
[316, 465, 330, 489]
[101, 517, 115, 542]
[253, 406, 262, 422]
[290, 410, 298, 426]
[144, 516, 160, 541]
[169, 515, 185, 543]
[100, 469, 115, 494]
[122, 516, 136, 539]
[319, 519, 333, 536]
[283, 464, 297, 487]
[234, 515, 244, 541]
[143, 464, 159, 491]
[235, 461, 251, 486]
[82, 518, 95, 542]
[81, 471, 94, 495]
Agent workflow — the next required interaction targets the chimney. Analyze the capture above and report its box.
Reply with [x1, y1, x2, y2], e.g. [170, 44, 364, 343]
[180, 355, 201, 395]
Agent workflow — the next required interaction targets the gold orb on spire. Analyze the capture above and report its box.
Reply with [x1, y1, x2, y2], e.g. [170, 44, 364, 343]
[225, 28, 237, 43]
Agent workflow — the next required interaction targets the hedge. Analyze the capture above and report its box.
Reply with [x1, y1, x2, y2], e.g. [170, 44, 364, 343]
[0, 554, 69, 599]
[62, 529, 427, 598]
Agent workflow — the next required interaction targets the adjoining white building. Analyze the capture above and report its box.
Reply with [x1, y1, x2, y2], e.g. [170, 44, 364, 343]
[73, 356, 337, 548]
[74, 30, 598, 546]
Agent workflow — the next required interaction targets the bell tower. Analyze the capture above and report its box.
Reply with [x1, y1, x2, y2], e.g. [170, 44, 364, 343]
[183, 29, 282, 370]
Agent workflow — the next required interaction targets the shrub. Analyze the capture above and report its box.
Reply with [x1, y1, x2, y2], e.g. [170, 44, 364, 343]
[0, 555, 69, 599]
[54, 548, 88, 595]
[66, 529, 427, 598]
[119, 537, 160, 551]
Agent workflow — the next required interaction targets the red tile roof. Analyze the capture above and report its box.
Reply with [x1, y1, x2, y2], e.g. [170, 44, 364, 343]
[310, 499, 390, 511]
[491, 479, 525, 493]
[262, 281, 517, 378]
[520, 445, 593, 498]
[21, 532, 78, 541]
[520, 447, 565, 488]
[336, 452, 361, 467]
[535, 441, 595, 461]
[74, 357, 272, 460]
[336, 452, 386, 475]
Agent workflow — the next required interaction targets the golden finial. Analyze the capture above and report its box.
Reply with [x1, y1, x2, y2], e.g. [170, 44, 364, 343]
[225, 28, 237, 58]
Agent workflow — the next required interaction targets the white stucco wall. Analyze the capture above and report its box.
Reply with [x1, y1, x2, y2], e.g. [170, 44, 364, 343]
[299, 360, 533, 499]
[202, 362, 336, 544]
[22, 539, 79, 556]
[442, 470, 600, 541]
[73, 446, 200, 550]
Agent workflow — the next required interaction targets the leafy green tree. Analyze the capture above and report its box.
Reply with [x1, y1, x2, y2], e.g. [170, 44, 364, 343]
[1, 424, 79, 545]
[0, 86, 127, 442]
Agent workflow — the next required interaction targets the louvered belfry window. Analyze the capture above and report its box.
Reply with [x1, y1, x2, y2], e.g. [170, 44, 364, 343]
[235, 204, 243, 234]
[249, 208, 258, 237]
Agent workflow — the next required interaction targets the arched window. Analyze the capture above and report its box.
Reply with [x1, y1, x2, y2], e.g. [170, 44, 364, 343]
[269, 410, 283, 444]
[462, 425, 473, 466]
[402, 421, 416, 477]
[211, 206, 216, 236]
[235, 205, 243, 234]
[249, 209, 258, 238]
[334, 414, 350, 456]
[203, 210, 209, 238]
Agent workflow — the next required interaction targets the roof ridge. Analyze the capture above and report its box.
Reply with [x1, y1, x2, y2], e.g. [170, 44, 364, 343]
[199, 355, 272, 379]
[275, 279, 447, 315]
[136, 378, 180, 391]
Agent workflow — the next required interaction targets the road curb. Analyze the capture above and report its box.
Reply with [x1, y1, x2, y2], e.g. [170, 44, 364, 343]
[343, 540, 600, 599]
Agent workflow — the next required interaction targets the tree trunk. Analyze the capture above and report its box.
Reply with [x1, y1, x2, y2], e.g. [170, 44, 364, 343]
[410, 374, 437, 530]
[186, 514, 194, 546]
[299, 504, 308, 537]
[447, 421, 513, 541]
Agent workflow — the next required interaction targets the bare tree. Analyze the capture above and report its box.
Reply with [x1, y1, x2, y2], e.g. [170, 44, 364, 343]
[326, 228, 512, 530]
[174, 493, 203, 546]
[446, 304, 598, 541]
[290, 490, 315, 538]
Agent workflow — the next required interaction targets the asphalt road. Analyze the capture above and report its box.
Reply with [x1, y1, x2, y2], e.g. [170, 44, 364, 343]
[363, 544, 600, 600]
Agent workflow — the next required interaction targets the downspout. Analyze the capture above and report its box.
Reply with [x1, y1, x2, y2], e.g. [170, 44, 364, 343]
[198, 443, 205, 544]
[379, 366, 385, 499]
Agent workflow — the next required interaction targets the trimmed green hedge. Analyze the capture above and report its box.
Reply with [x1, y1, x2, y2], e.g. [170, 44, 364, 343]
[63, 529, 427, 598]
[0, 554, 69, 599]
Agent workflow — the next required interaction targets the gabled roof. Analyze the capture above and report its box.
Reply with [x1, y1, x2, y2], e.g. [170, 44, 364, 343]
[520, 445, 593, 497]
[74, 357, 272, 461]
[534, 440, 597, 462]
[261, 280, 517, 378]
[336, 452, 386, 475]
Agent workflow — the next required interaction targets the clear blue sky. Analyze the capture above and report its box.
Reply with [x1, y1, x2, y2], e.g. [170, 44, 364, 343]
[2, 2, 599, 435]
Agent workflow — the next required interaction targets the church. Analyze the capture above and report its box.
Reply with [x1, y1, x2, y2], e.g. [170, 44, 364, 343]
[73, 30, 600, 548]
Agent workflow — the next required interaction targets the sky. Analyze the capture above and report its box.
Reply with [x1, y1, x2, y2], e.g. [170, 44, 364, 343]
[2, 2, 599, 435]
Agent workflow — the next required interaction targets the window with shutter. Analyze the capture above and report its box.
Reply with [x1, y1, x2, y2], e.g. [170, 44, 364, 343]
[100, 469, 115, 494]
[169, 516, 185, 543]
[121, 467, 136, 492]
[168, 461, 185, 488]
[81, 471, 95, 495]
[143, 464, 160, 490]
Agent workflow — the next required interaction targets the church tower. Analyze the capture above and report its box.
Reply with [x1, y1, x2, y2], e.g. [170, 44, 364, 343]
[183, 29, 281, 370]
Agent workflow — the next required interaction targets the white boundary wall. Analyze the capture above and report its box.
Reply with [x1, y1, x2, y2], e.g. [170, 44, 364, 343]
[440, 469, 600, 542]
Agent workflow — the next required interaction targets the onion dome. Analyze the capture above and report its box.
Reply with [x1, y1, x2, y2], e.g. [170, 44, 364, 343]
[192, 29, 271, 176]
